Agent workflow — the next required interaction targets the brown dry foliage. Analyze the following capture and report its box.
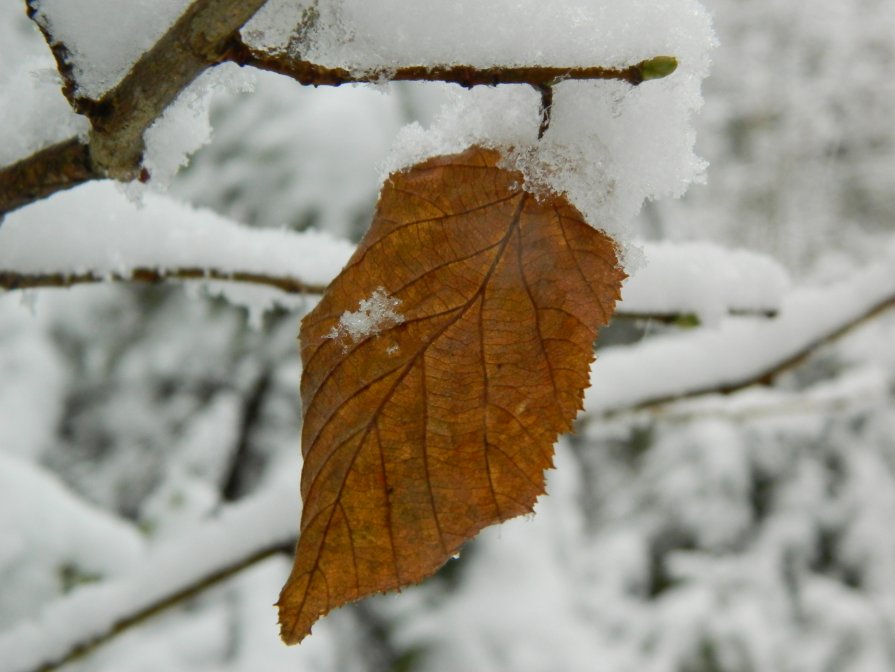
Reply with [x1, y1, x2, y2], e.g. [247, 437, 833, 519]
[278, 146, 625, 643]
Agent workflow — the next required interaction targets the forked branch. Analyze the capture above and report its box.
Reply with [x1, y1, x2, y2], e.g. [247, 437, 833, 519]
[1, 0, 677, 219]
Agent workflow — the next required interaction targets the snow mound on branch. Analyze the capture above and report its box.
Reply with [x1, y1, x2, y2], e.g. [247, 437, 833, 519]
[0, 182, 354, 325]
[620, 241, 791, 325]
[0, 59, 89, 167]
[252, 0, 716, 249]
[30, 0, 191, 99]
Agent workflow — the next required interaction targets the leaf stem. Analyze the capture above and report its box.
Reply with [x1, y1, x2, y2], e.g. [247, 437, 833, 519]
[537, 84, 554, 139]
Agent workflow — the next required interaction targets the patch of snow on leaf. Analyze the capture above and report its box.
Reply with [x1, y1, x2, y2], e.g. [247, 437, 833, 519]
[327, 287, 405, 344]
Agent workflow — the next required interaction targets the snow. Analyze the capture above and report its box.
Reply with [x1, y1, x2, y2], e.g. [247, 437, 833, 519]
[327, 287, 405, 344]
[327, 0, 717, 246]
[586, 238, 895, 414]
[0, 460, 300, 672]
[0, 185, 786, 323]
[142, 64, 256, 191]
[0, 181, 354, 320]
[30, 0, 192, 99]
[0, 299, 66, 460]
[0, 58, 89, 167]
[619, 240, 790, 323]
[174, 72, 404, 239]
[0, 452, 144, 629]
[252, 0, 710, 74]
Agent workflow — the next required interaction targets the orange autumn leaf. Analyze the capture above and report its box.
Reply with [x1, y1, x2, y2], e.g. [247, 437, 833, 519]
[278, 146, 625, 644]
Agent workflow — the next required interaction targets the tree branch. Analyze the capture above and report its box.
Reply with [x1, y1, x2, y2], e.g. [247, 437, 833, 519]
[0, 0, 269, 221]
[225, 42, 677, 89]
[585, 289, 895, 419]
[0, 139, 98, 217]
[2, 0, 677, 220]
[0, 266, 776, 323]
[0, 267, 327, 295]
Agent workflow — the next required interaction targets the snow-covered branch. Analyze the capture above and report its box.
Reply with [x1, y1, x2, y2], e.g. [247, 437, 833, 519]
[0, 181, 352, 297]
[0, 267, 327, 297]
[0, 183, 790, 324]
[0, 471, 299, 672]
[586, 239, 895, 415]
[1, 0, 267, 218]
[0, 0, 680, 219]
[27, 0, 268, 182]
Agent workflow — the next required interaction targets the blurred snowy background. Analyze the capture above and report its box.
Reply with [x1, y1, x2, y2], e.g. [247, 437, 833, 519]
[2, 1, 895, 671]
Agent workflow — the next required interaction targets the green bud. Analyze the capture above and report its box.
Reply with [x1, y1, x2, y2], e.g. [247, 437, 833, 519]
[639, 56, 678, 81]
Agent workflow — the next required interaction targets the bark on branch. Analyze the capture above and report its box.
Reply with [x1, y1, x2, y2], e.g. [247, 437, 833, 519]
[0, 267, 327, 296]
[0, 139, 97, 216]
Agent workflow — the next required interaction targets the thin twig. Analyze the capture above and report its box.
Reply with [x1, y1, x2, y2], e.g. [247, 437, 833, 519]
[0, 268, 327, 295]
[226, 42, 677, 89]
[594, 292, 895, 417]
[25, 1, 81, 111]
[0, 267, 775, 322]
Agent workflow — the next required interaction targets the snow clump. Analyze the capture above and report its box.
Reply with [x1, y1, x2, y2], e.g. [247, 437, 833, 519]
[327, 287, 405, 344]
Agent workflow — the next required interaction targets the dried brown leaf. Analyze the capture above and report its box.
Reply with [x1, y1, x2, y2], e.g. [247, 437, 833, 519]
[278, 146, 624, 643]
